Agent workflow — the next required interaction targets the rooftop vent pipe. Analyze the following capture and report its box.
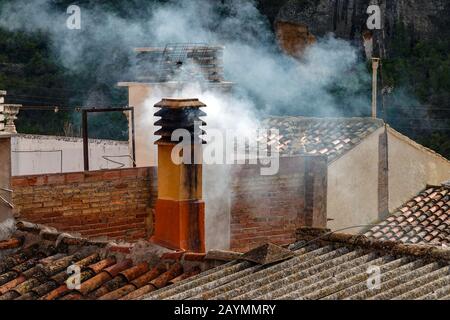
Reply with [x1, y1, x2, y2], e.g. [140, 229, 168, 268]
[151, 98, 206, 252]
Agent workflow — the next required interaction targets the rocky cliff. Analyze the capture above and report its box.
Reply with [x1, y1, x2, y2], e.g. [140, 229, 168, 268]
[258, 0, 448, 57]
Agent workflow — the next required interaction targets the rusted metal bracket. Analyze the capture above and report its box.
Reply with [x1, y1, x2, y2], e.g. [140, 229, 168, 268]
[81, 107, 136, 171]
[0, 187, 13, 193]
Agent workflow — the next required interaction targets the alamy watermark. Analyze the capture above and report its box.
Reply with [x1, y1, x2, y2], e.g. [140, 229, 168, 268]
[170, 123, 280, 176]
[66, 5, 81, 30]
[366, 5, 382, 30]
[366, 265, 381, 290]
[66, 264, 81, 290]
[65, 4, 382, 31]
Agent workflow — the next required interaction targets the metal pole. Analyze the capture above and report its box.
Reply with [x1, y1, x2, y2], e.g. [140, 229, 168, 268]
[82, 109, 89, 171]
[372, 58, 380, 118]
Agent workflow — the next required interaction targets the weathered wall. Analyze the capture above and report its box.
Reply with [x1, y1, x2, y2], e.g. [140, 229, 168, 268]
[387, 128, 450, 212]
[11, 156, 329, 250]
[12, 167, 156, 241]
[229, 156, 328, 252]
[327, 126, 385, 233]
[0, 135, 12, 226]
[327, 125, 450, 234]
[11, 134, 131, 175]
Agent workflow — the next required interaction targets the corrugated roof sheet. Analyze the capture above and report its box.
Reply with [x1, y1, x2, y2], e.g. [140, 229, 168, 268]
[262, 116, 384, 162]
[365, 185, 450, 245]
[142, 230, 450, 300]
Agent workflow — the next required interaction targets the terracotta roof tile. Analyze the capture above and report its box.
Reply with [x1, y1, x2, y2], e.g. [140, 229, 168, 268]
[91, 277, 127, 299]
[78, 271, 113, 296]
[104, 259, 133, 278]
[92, 263, 148, 299]
[119, 263, 184, 300]
[0, 221, 224, 300]
[120, 262, 149, 282]
[168, 267, 201, 285]
[130, 264, 167, 289]
[366, 185, 450, 245]
[88, 257, 116, 274]
[119, 284, 154, 300]
[0, 275, 26, 295]
[98, 284, 136, 300]
[0, 238, 22, 250]
[261, 117, 384, 162]
[150, 263, 183, 289]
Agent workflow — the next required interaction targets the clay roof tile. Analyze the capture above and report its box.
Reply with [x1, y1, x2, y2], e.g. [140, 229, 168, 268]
[0, 238, 22, 250]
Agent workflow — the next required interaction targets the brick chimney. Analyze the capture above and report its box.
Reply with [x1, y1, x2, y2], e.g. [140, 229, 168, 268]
[152, 98, 206, 252]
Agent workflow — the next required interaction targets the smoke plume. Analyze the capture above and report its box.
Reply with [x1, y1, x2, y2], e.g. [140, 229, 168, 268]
[0, 217, 15, 242]
[0, 0, 371, 117]
[0, 0, 374, 249]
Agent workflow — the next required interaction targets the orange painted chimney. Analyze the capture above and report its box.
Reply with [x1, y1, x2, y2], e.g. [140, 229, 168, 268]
[152, 98, 206, 252]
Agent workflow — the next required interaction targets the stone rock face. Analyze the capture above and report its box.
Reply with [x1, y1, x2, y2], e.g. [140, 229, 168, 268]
[258, 0, 448, 57]
[275, 20, 316, 58]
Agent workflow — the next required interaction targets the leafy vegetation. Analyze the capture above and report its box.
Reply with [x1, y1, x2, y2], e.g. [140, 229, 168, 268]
[0, 0, 449, 157]
[382, 19, 450, 158]
[0, 1, 129, 140]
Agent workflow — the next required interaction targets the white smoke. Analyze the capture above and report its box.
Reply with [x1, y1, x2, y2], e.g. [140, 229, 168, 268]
[0, 0, 372, 250]
[0, 0, 370, 116]
[0, 217, 15, 241]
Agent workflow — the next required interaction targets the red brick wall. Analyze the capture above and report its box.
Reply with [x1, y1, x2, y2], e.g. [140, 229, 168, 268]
[11, 157, 327, 251]
[12, 167, 157, 241]
[230, 156, 327, 252]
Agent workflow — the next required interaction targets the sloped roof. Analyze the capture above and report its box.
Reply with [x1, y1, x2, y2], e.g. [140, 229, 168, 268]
[143, 230, 450, 300]
[365, 185, 450, 245]
[262, 116, 384, 162]
[386, 126, 450, 165]
[0, 221, 228, 300]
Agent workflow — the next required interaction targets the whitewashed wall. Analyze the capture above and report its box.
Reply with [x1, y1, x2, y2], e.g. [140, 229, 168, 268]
[11, 134, 132, 176]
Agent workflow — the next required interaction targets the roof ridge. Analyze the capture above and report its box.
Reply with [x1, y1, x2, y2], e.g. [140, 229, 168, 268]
[387, 125, 450, 165]
[261, 116, 385, 163]
[296, 228, 450, 261]
[264, 115, 385, 123]
[15, 133, 128, 145]
[15, 220, 126, 249]
[442, 180, 450, 188]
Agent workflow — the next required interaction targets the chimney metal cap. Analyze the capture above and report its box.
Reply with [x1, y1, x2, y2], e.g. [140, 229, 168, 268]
[155, 98, 206, 109]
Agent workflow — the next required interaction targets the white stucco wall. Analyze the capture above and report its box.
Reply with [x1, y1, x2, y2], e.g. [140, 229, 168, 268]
[326, 127, 385, 233]
[327, 125, 450, 234]
[11, 134, 131, 176]
[387, 128, 450, 212]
